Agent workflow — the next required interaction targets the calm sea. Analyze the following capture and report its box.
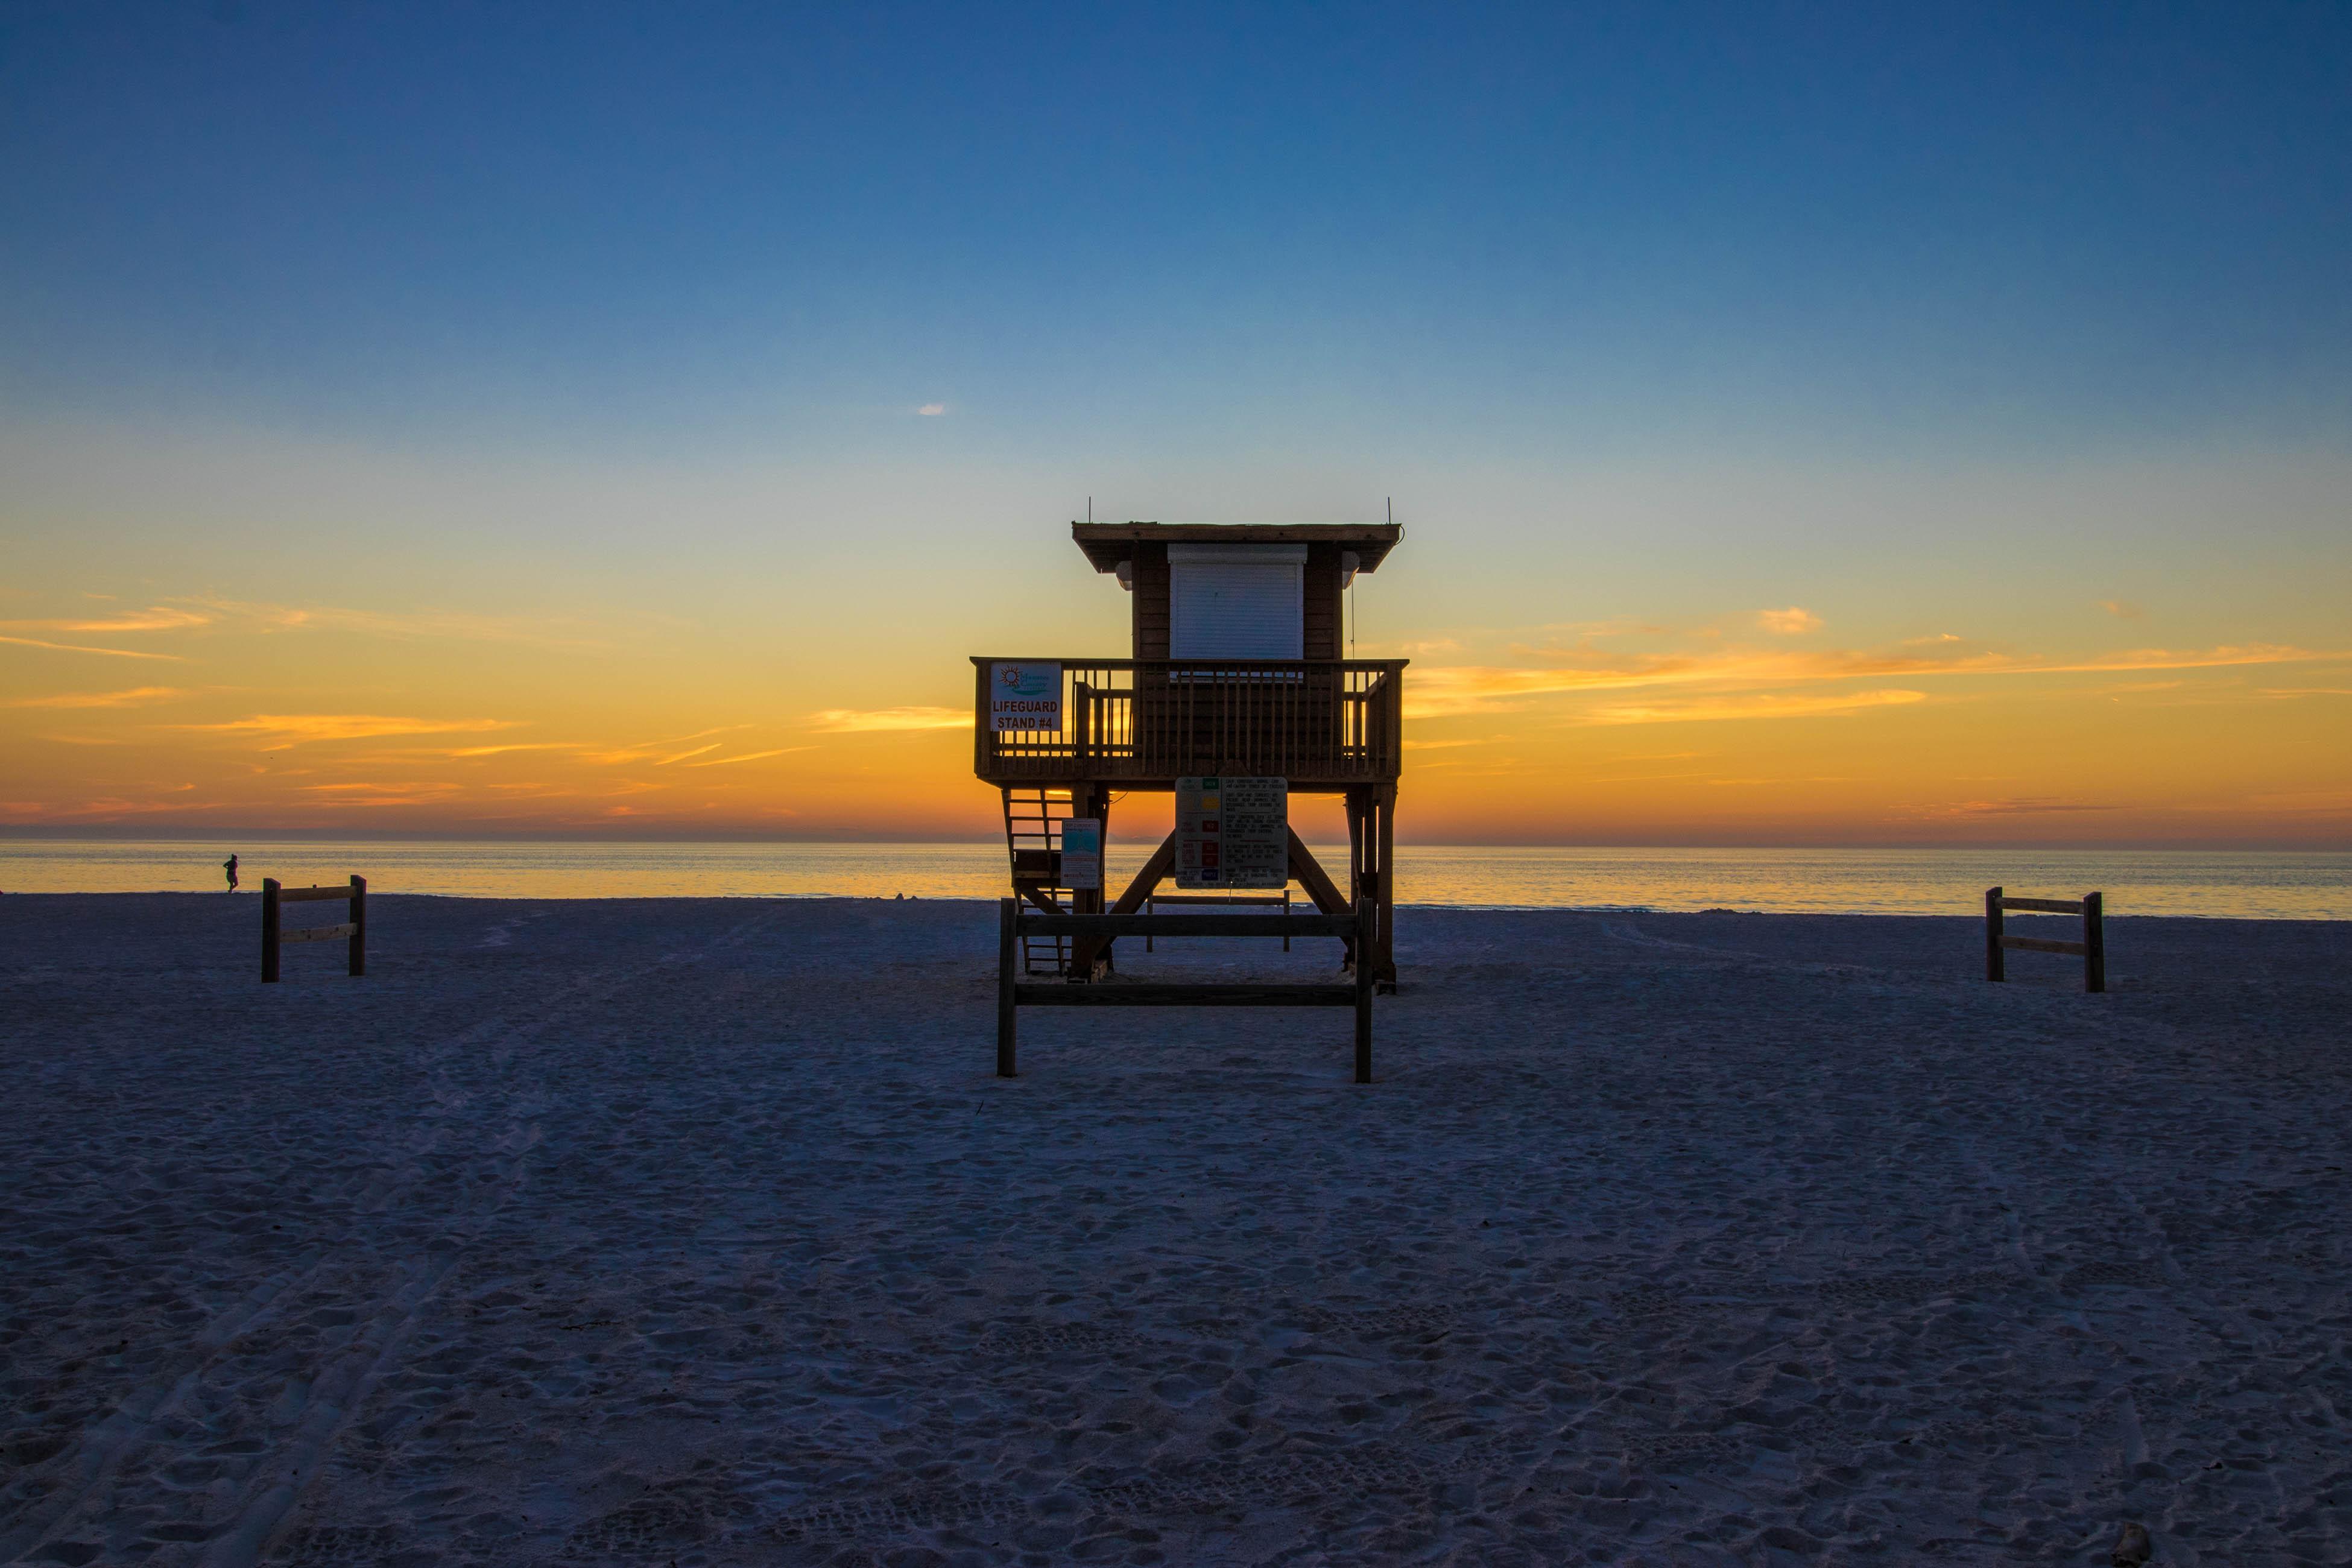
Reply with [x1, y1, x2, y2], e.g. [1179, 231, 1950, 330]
[1, 839, 2344, 918]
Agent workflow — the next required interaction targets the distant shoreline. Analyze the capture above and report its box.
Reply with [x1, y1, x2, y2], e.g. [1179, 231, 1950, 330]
[4, 891, 2347, 929]
[5, 840, 2345, 918]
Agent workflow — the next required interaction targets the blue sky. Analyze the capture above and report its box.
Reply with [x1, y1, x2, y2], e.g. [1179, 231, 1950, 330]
[7, 1, 2349, 464]
[4, 4, 2349, 845]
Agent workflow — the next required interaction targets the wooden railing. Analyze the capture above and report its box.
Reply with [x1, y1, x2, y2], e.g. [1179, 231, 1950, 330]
[262, 875, 367, 982]
[972, 659, 1406, 785]
[1985, 887, 2104, 993]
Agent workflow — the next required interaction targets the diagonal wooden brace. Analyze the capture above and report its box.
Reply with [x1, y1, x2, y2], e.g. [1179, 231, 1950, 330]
[1288, 829, 1356, 969]
[1067, 830, 1178, 976]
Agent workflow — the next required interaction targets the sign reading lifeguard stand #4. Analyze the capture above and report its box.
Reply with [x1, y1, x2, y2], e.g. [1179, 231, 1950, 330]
[988, 662, 1062, 732]
[1175, 776, 1288, 890]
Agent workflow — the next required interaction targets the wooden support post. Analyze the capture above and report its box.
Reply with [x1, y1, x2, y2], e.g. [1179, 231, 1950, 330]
[1082, 785, 1113, 974]
[997, 898, 1018, 1077]
[1374, 783, 1397, 992]
[973, 661, 992, 778]
[1353, 898, 1374, 1084]
[1985, 886, 2004, 982]
[2084, 890, 2104, 993]
[1345, 789, 1367, 905]
[1345, 789, 1370, 974]
[349, 874, 367, 977]
[262, 877, 281, 983]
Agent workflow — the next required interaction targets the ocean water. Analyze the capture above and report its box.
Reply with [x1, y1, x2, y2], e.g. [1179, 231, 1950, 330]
[1, 839, 2344, 918]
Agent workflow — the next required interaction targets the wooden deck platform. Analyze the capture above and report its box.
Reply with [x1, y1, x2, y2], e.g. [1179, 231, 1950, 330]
[972, 657, 1405, 788]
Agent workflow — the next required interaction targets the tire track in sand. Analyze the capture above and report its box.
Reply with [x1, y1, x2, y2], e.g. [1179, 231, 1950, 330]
[0, 906, 782, 1568]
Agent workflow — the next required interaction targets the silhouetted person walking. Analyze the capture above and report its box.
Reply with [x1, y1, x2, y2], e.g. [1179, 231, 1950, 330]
[224, 853, 239, 892]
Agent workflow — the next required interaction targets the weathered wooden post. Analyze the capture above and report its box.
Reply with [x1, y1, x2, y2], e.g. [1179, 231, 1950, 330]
[1353, 897, 1374, 1084]
[1984, 885, 2004, 982]
[997, 897, 1019, 1078]
[262, 877, 281, 983]
[1374, 784, 1396, 991]
[2084, 890, 2104, 993]
[349, 874, 367, 978]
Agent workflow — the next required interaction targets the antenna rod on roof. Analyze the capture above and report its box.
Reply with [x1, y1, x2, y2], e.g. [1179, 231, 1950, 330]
[1386, 496, 1392, 525]
[1087, 496, 1092, 524]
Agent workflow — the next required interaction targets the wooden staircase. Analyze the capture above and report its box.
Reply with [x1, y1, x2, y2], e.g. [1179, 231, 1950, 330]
[1001, 787, 1076, 975]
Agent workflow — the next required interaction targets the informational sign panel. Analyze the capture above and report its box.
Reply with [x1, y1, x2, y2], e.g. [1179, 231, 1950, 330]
[988, 662, 1062, 732]
[1175, 776, 1288, 890]
[1060, 818, 1101, 892]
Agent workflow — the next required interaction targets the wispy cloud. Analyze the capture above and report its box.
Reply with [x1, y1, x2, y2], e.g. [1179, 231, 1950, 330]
[176, 714, 519, 744]
[1, 795, 207, 820]
[2101, 599, 2145, 619]
[1, 607, 212, 633]
[301, 781, 460, 795]
[1941, 796, 2116, 815]
[0, 633, 186, 660]
[1408, 642, 2349, 717]
[683, 747, 812, 767]
[297, 781, 464, 806]
[916, 403, 947, 416]
[170, 595, 614, 651]
[1756, 607, 1822, 635]
[638, 725, 744, 745]
[809, 706, 970, 732]
[579, 725, 754, 765]
[1584, 689, 1926, 726]
[2243, 788, 2352, 815]
[8, 686, 185, 709]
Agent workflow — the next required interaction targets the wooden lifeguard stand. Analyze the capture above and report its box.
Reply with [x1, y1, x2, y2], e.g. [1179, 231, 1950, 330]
[972, 521, 1406, 988]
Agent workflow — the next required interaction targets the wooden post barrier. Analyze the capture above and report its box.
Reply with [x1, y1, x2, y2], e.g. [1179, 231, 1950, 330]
[262, 874, 367, 982]
[1984, 886, 2104, 993]
[997, 899, 1374, 1083]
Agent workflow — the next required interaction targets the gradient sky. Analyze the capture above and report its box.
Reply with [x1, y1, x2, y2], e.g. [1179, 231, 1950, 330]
[4, 2, 2348, 846]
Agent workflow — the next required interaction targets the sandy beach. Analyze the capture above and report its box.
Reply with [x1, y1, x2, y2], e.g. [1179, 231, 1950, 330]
[2, 894, 2346, 1566]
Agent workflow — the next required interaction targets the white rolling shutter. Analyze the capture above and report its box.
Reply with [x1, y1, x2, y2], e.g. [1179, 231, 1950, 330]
[1169, 544, 1304, 659]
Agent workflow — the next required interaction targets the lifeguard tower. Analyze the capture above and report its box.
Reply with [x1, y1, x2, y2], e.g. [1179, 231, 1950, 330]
[971, 521, 1406, 987]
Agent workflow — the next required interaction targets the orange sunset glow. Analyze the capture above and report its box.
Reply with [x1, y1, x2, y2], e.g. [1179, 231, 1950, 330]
[5, 450, 2347, 848]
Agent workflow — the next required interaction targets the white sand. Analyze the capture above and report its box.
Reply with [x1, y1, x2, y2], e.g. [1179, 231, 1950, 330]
[1, 894, 2347, 1566]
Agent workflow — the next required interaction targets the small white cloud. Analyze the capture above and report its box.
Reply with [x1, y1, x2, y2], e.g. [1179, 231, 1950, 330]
[2101, 599, 2144, 619]
[1756, 607, 1823, 635]
[916, 403, 948, 417]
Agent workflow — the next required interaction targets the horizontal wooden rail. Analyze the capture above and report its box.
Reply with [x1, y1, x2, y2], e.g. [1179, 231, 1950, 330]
[1018, 912, 1351, 938]
[1985, 886, 2103, 992]
[1999, 934, 2087, 956]
[1148, 893, 1289, 905]
[1148, 887, 1294, 952]
[277, 885, 355, 904]
[998, 897, 1374, 1083]
[1016, 983, 1358, 1007]
[281, 922, 358, 944]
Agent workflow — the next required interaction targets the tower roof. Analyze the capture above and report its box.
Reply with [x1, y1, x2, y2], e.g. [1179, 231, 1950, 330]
[1072, 521, 1403, 574]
